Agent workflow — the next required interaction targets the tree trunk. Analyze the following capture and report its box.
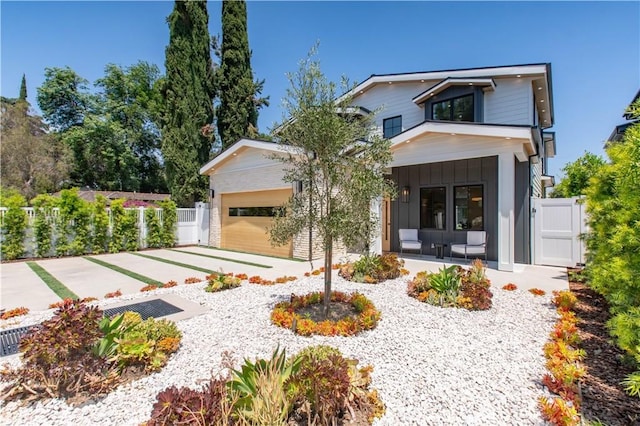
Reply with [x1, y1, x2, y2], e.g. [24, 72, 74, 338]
[323, 237, 332, 319]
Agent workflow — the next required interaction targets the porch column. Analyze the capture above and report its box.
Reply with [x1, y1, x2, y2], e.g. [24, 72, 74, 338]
[497, 153, 515, 271]
[371, 196, 383, 255]
[209, 180, 222, 248]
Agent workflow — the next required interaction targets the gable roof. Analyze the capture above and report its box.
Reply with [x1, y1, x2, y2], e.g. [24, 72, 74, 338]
[412, 77, 496, 105]
[342, 63, 554, 128]
[199, 138, 297, 175]
[344, 63, 549, 96]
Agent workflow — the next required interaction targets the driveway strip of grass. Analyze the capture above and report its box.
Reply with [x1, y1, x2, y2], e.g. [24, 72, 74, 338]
[199, 246, 304, 262]
[169, 249, 272, 268]
[26, 261, 78, 300]
[131, 252, 220, 275]
[84, 256, 163, 286]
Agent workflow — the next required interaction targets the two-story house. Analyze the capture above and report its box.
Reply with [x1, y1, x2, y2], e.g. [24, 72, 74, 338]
[200, 63, 556, 271]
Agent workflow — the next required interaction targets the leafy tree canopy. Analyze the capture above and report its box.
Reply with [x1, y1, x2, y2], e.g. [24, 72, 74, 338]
[0, 99, 71, 200]
[550, 151, 605, 198]
[37, 67, 94, 131]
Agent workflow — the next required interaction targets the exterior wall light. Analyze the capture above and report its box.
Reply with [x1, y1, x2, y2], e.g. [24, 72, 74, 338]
[401, 186, 410, 203]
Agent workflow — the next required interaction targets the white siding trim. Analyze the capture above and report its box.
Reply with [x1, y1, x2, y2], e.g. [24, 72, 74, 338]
[498, 153, 516, 271]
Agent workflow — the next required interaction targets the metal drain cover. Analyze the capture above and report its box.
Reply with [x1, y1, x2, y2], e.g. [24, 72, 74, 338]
[1, 298, 184, 357]
[103, 298, 183, 320]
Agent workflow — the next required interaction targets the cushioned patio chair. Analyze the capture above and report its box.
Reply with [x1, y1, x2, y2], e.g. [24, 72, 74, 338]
[399, 229, 422, 255]
[450, 231, 487, 262]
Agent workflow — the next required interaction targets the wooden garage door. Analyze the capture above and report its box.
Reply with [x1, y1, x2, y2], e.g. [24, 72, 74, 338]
[221, 189, 292, 257]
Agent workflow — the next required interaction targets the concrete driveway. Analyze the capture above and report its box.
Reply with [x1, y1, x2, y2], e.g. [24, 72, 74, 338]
[0, 248, 568, 312]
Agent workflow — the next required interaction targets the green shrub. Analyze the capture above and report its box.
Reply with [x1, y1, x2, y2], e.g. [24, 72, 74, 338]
[55, 188, 91, 256]
[109, 199, 139, 252]
[116, 317, 182, 371]
[158, 199, 177, 247]
[91, 194, 110, 254]
[145, 208, 163, 248]
[585, 119, 640, 396]
[31, 194, 57, 258]
[123, 208, 139, 251]
[0, 193, 28, 260]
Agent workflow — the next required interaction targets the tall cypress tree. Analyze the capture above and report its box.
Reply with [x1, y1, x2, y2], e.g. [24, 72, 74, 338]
[217, 0, 267, 150]
[19, 74, 27, 101]
[162, 0, 215, 206]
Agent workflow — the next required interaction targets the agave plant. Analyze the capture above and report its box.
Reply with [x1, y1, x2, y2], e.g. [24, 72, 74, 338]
[430, 265, 461, 305]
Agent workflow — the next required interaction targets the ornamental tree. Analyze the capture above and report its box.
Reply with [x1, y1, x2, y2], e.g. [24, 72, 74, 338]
[269, 48, 394, 318]
[162, 0, 216, 206]
[216, 0, 268, 150]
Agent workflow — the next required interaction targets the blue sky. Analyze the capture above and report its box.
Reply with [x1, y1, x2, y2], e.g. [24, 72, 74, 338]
[1, 1, 638, 179]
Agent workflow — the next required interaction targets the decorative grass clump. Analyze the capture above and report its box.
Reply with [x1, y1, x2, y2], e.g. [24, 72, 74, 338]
[271, 291, 381, 336]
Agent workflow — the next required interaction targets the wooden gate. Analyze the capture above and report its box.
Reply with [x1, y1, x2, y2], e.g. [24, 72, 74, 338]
[532, 197, 587, 267]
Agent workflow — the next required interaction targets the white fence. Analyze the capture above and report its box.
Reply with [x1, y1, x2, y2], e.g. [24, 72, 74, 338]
[0, 204, 210, 249]
[532, 197, 587, 267]
[176, 203, 210, 246]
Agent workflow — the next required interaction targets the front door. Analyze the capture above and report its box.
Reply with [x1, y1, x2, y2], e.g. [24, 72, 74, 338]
[382, 198, 391, 252]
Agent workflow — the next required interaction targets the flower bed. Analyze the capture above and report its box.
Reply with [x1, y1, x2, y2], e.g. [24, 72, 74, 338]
[538, 290, 583, 425]
[271, 291, 381, 336]
[145, 345, 384, 425]
[407, 259, 492, 310]
[1, 300, 181, 403]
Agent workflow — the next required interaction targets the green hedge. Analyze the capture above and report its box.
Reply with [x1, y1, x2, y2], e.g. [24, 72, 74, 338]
[585, 121, 640, 397]
[0, 189, 178, 260]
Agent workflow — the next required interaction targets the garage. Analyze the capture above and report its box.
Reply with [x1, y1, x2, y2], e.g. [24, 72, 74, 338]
[221, 188, 293, 257]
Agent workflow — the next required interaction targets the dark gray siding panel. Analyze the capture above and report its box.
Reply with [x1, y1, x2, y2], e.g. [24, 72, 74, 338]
[454, 161, 467, 183]
[514, 159, 531, 263]
[391, 156, 499, 261]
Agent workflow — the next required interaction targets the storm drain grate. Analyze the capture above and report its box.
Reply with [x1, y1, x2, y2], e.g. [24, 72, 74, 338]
[0, 299, 183, 357]
[0, 325, 41, 357]
[103, 299, 183, 321]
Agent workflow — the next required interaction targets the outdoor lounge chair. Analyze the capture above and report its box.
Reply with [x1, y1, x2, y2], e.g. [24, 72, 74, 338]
[399, 229, 422, 255]
[450, 231, 487, 262]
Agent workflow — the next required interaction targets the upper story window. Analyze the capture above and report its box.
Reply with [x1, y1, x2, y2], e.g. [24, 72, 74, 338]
[383, 115, 402, 138]
[432, 94, 474, 122]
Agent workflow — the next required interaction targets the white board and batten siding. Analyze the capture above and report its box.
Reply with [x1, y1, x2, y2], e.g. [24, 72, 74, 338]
[532, 197, 587, 267]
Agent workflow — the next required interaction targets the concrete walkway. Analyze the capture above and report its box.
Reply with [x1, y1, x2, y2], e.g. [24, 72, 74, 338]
[0, 247, 568, 313]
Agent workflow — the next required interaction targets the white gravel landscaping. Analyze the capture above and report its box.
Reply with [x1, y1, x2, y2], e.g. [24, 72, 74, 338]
[1, 276, 557, 425]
